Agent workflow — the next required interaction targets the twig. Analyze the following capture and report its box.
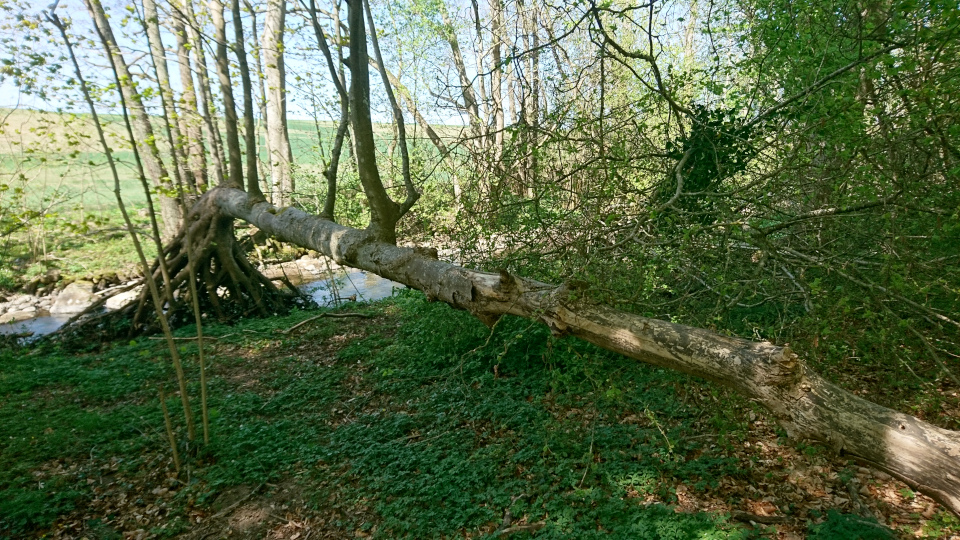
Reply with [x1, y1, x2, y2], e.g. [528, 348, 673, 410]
[279, 312, 373, 334]
[842, 475, 875, 519]
[730, 511, 788, 524]
[493, 522, 546, 537]
[149, 336, 220, 342]
[908, 326, 960, 387]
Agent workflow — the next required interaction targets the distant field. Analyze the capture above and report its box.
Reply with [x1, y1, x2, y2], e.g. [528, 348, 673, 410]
[0, 108, 459, 213]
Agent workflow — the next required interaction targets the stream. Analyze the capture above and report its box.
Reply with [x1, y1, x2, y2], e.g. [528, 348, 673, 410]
[0, 270, 404, 339]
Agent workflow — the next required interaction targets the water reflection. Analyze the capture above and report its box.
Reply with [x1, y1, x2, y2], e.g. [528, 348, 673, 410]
[0, 313, 73, 338]
[300, 270, 405, 306]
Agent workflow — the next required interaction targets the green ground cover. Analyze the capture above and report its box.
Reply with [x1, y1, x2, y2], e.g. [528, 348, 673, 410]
[2, 292, 954, 539]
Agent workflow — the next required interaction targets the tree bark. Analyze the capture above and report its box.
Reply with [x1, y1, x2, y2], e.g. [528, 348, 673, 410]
[209, 0, 244, 190]
[84, 0, 183, 240]
[263, 0, 294, 205]
[205, 184, 960, 516]
[171, 5, 209, 191]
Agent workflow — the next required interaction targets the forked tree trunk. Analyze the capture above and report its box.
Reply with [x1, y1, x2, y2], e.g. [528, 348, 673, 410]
[205, 184, 960, 516]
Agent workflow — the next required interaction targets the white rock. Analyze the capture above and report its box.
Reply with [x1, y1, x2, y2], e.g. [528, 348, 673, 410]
[50, 281, 98, 315]
[0, 310, 37, 324]
[105, 289, 140, 310]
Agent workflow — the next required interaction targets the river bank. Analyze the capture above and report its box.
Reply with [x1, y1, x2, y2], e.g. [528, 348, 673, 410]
[0, 254, 404, 338]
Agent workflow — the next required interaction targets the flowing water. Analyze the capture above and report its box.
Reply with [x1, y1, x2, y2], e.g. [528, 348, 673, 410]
[300, 270, 404, 306]
[0, 270, 405, 339]
[0, 313, 73, 338]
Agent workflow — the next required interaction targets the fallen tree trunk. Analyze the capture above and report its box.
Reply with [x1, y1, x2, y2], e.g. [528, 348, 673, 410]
[212, 186, 960, 515]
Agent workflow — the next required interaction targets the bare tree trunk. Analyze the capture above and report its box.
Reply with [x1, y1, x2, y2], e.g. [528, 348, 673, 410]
[210, 0, 244, 189]
[439, 4, 482, 139]
[84, 0, 182, 240]
[142, 0, 195, 195]
[263, 0, 294, 205]
[185, 0, 226, 187]
[520, 0, 538, 198]
[231, 0, 265, 198]
[247, 0, 272, 201]
[304, 0, 348, 220]
[470, 0, 491, 143]
[490, 0, 505, 159]
[172, 5, 208, 191]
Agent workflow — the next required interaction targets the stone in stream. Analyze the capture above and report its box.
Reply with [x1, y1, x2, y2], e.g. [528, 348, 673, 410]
[0, 310, 37, 324]
[50, 281, 98, 315]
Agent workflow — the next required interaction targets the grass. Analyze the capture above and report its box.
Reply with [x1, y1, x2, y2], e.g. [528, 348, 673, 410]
[2, 291, 955, 539]
[0, 107, 455, 211]
[0, 207, 157, 290]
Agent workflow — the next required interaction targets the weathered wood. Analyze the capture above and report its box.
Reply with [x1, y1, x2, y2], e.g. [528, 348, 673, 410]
[212, 185, 960, 515]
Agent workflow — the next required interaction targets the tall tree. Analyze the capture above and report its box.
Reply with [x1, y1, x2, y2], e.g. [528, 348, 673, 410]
[263, 0, 294, 205]
[83, 0, 183, 240]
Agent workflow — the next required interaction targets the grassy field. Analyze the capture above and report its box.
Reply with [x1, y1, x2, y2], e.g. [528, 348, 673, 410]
[0, 108, 457, 211]
[1, 292, 957, 539]
[0, 107, 458, 289]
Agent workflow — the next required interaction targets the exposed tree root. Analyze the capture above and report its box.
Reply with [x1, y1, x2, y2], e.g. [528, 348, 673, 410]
[54, 196, 303, 346]
[132, 197, 299, 332]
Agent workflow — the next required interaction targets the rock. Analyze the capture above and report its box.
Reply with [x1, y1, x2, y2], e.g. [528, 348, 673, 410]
[105, 289, 140, 310]
[0, 310, 37, 324]
[42, 268, 61, 285]
[23, 277, 41, 295]
[50, 281, 98, 315]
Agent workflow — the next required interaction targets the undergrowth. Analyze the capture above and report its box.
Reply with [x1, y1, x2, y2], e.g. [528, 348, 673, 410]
[1, 291, 947, 538]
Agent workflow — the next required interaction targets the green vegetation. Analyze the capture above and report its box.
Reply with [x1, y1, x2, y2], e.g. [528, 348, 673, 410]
[2, 292, 953, 538]
[0, 0, 958, 534]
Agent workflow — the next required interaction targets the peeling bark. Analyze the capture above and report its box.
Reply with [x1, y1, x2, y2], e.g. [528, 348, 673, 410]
[210, 185, 960, 516]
